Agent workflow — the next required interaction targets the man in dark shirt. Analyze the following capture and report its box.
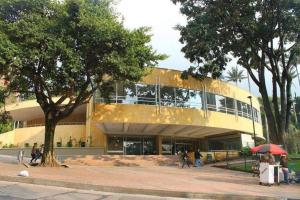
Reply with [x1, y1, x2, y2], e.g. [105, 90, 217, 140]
[194, 149, 203, 167]
[182, 150, 190, 168]
[280, 155, 289, 184]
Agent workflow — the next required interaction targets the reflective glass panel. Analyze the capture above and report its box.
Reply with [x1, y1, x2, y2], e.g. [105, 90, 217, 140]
[226, 97, 235, 115]
[237, 101, 243, 117]
[206, 93, 216, 111]
[136, 84, 156, 105]
[189, 90, 203, 109]
[175, 88, 190, 107]
[143, 137, 156, 155]
[117, 82, 137, 104]
[216, 95, 226, 113]
[124, 137, 142, 155]
[107, 136, 123, 154]
[242, 102, 248, 118]
[160, 86, 175, 106]
[247, 104, 252, 119]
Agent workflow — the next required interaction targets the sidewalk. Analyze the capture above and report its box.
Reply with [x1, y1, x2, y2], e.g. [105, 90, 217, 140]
[0, 159, 299, 199]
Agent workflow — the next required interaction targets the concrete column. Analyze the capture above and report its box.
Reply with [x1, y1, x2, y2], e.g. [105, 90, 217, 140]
[202, 138, 209, 151]
[85, 99, 93, 147]
[156, 135, 162, 155]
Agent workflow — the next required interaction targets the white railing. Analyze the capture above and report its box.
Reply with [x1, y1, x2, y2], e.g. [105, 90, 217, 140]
[94, 88, 261, 124]
[23, 122, 85, 128]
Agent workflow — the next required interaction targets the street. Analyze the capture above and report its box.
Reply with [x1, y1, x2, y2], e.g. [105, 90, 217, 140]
[0, 181, 206, 200]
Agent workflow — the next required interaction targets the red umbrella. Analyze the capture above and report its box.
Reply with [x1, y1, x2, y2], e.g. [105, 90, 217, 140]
[250, 144, 287, 155]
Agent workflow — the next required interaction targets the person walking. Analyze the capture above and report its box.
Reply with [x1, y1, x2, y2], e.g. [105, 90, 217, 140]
[182, 150, 190, 168]
[194, 149, 203, 167]
[30, 144, 37, 163]
[34, 144, 44, 162]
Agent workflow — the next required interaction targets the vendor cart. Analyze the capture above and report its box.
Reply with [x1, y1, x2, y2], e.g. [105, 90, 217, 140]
[259, 163, 280, 186]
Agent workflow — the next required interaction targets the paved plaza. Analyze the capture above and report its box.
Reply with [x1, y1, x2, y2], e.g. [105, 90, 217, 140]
[0, 181, 207, 200]
[0, 155, 299, 199]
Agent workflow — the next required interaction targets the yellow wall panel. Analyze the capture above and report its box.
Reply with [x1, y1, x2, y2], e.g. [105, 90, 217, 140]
[93, 104, 263, 139]
[0, 125, 86, 148]
[0, 130, 15, 147]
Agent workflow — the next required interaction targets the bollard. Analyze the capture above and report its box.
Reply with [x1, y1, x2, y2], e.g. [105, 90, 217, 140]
[17, 150, 24, 164]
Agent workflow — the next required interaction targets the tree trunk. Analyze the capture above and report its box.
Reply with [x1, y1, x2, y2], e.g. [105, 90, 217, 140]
[256, 62, 280, 144]
[260, 88, 280, 143]
[41, 116, 60, 167]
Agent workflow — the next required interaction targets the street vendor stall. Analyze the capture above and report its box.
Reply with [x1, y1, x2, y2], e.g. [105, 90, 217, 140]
[251, 144, 287, 186]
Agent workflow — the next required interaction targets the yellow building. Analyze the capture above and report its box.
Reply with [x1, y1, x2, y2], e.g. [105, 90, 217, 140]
[0, 68, 263, 155]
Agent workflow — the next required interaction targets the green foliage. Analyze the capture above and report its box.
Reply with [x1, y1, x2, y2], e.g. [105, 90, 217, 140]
[0, 0, 165, 112]
[0, 86, 12, 133]
[225, 67, 246, 85]
[0, 120, 12, 134]
[2, 143, 18, 148]
[228, 162, 253, 173]
[0, 0, 165, 163]
[56, 142, 62, 147]
[241, 146, 251, 155]
[173, 0, 300, 144]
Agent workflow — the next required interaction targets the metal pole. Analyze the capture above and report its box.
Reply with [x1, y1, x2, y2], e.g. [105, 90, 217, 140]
[248, 96, 257, 146]
[294, 92, 298, 125]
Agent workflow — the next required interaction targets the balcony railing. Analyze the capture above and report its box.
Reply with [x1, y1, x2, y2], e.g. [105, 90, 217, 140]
[21, 122, 86, 128]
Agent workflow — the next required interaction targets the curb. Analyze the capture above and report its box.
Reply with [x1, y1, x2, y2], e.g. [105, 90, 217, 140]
[0, 175, 279, 200]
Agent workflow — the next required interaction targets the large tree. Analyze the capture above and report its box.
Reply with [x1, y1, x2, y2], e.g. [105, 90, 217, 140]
[172, 0, 300, 145]
[0, 0, 165, 166]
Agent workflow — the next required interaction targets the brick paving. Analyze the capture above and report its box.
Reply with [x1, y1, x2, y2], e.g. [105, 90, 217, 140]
[0, 158, 299, 199]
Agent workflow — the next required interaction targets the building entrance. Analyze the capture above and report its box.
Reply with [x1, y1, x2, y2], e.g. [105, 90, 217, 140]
[107, 135, 156, 155]
[124, 137, 142, 155]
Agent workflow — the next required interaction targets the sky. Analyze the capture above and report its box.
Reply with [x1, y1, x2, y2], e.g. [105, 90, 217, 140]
[116, 0, 300, 97]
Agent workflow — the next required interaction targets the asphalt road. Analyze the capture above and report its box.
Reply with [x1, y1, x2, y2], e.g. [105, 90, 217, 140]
[0, 181, 208, 200]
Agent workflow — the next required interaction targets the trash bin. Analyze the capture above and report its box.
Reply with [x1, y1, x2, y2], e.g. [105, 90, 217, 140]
[206, 153, 213, 163]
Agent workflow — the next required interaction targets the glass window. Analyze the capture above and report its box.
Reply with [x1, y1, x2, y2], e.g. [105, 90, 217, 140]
[160, 86, 175, 106]
[143, 136, 156, 155]
[162, 137, 173, 155]
[175, 88, 190, 107]
[189, 90, 203, 109]
[226, 97, 235, 115]
[247, 104, 252, 119]
[206, 93, 216, 111]
[117, 82, 137, 104]
[253, 108, 260, 122]
[237, 101, 243, 117]
[136, 84, 156, 105]
[124, 136, 142, 155]
[107, 136, 123, 154]
[94, 83, 116, 103]
[242, 102, 248, 118]
[216, 95, 226, 113]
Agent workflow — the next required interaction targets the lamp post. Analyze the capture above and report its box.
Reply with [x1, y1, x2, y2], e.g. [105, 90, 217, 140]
[247, 96, 257, 146]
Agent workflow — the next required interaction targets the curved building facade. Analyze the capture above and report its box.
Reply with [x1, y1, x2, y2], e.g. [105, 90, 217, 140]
[0, 68, 263, 155]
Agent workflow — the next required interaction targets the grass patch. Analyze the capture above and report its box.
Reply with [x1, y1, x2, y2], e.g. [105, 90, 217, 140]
[227, 162, 254, 173]
[289, 153, 300, 158]
[227, 160, 300, 174]
[289, 159, 300, 173]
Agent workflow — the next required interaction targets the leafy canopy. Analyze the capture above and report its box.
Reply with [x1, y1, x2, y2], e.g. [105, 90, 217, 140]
[173, 0, 300, 144]
[225, 67, 246, 84]
[0, 0, 165, 120]
[173, 0, 300, 81]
